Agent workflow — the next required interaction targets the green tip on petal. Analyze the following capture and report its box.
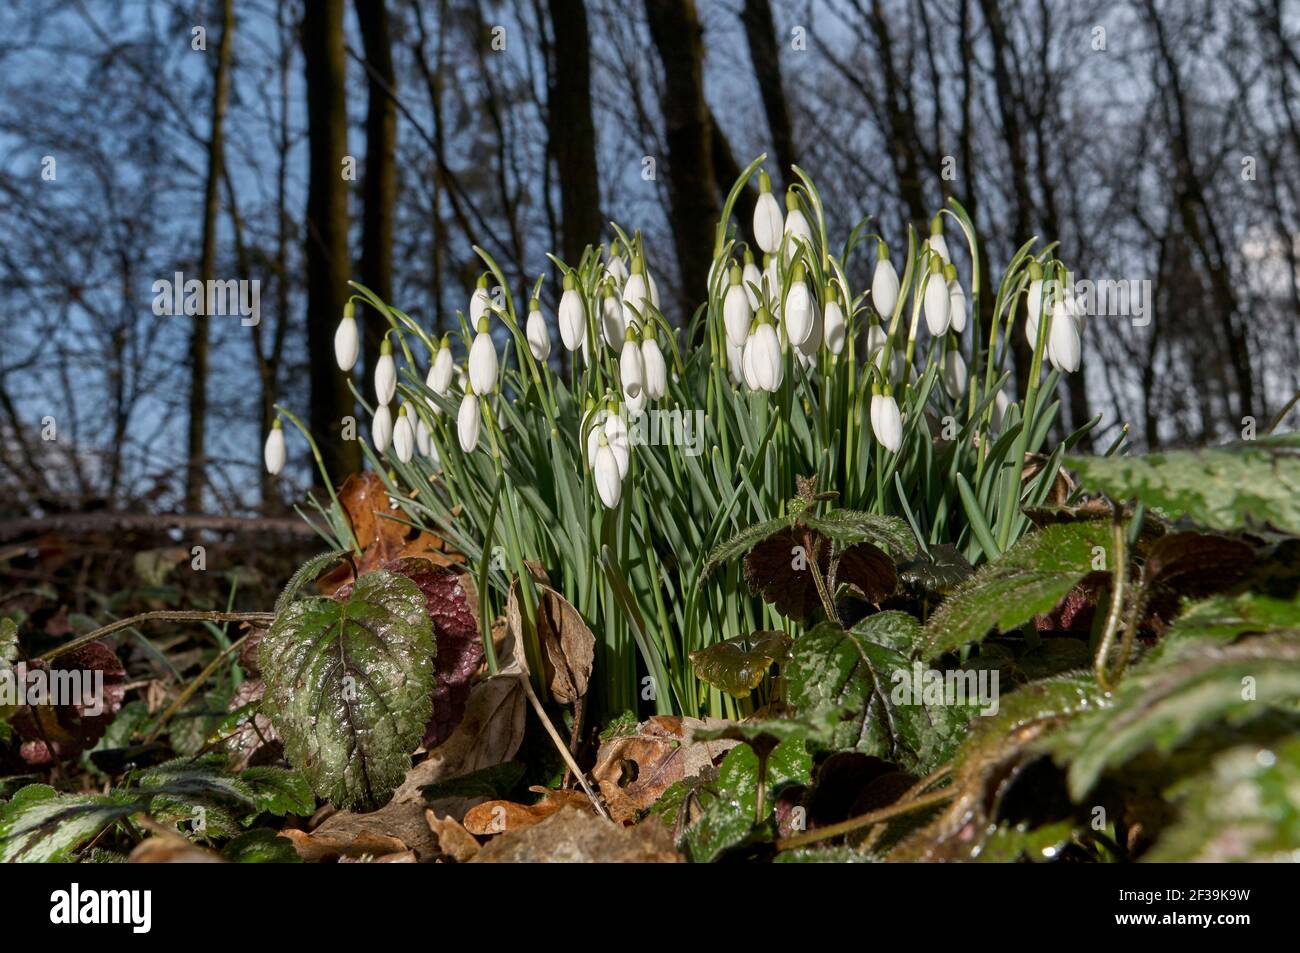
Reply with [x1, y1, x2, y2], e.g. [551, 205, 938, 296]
[529, 297, 540, 311]
[930, 214, 943, 236]
[476, 316, 490, 334]
[876, 239, 890, 262]
[476, 273, 488, 289]
[343, 299, 355, 320]
[758, 169, 772, 194]
[743, 246, 756, 265]
[1028, 261, 1043, 281]
[757, 305, 772, 326]
[271, 417, 282, 430]
[729, 263, 742, 284]
[439, 333, 452, 349]
[785, 189, 799, 212]
[380, 338, 393, 355]
[943, 262, 957, 282]
[928, 255, 944, 275]
[562, 271, 575, 290]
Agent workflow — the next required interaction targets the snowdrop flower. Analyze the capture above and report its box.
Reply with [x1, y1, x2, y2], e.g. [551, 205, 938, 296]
[782, 189, 813, 265]
[624, 387, 647, 415]
[604, 410, 631, 477]
[393, 404, 415, 463]
[558, 272, 585, 351]
[622, 256, 653, 325]
[945, 263, 967, 334]
[428, 337, 454, 397]
[1048, 293, 1082, 373]
[592, 431, 623, 509]
[871, 241, 900, 319]
[870, 390, 903, 453]
[642, 328, 667, 400]
[753, 169, 783, 255]
[764, 254, 780, 315]
[646, 262, 661, 310]
[742, 249, 763, 311]
[943, 349, 968, 400]
[926, 214, 950, 263]
[797, 292, 822, 359]
[526, 298, 551, 362]
[723, 263, 752, 348]
[468, 318, 498, 395]
[992, 389, 1012, 433]
[334, 300, 359, 371]
[750, 308, 784, 392]
[620, 334, 645, 402]
[375, 339, 397, 405]
[469, 274, 492, 324]
[415, 414, 432, 457]
[457, 387, 480, 453]
[823, 282, 846, 355]
[606, 241, 629, 287]
[1025, 263, 1045, 348]
[263, 419, 285, 476]
[600, 282, 624, 351]
[784, 263, 815, 346]
[923, 256, 951, 336]
[372, 402, 394, 453]
[866, 323, 888, 359]
[727, 342, 744, 385]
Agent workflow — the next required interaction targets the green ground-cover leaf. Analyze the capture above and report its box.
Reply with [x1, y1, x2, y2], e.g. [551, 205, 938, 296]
[260, 569, 435, 810]
[689, 631, 791, 697]
[0, 784, 142, 863]
[919, 521, 1114, 660]
[222, 828, 303, 863]
[1068, 433, 1300, 535]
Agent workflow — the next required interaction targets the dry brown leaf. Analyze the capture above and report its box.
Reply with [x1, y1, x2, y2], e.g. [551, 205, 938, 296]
[280, 825, 412, 863]
[462, 787, 595, 836]
[338, 850, 418, 863]
[128, 837, 225, 864]
[425, 810, 481, 862]
[402, 673, 527, 789]
[593, 715, 738, 823]
[469, 806, 681, 863]
[506, 574, 594, 704]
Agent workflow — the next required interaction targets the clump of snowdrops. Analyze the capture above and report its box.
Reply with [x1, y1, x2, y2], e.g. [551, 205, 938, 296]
[267, 156, 1098, 721]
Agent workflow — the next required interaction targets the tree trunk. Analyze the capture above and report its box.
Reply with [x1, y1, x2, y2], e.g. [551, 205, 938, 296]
[739, 0, 798, 192]
[302, 0, 361, 483]
[547, 0, 601, 266]
[644, 0, 719, 313]
[355, 0, 398, 383]
[185, 0, 233, 512]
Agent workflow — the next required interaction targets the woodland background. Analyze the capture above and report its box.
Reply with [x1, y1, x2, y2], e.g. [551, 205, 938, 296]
[2, 0, 1298, 520]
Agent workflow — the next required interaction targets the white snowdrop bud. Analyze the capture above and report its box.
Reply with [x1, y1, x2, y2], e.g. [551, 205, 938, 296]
[606, 241, 629, 287]
[871, 241, 900, 319]
[764, 254, 780, 317]
[923, 257, 951, 336]
[468, 318, 498, 395]
[593, 433, 623, 509]
[525, 298, 551, 362]
[784, 263, 814, 346]
[797, 292, 822, 358]
[782, 189, 813, 265]
[599, 283, 624, 351]
[558, 272, 585, 351]
[374, 339, 397, 405]
[334, 300, 359, 371]
[992, 389, 1012, 433]
[823, 285, 846, 355]
[866, 323, 888, 358]
[945, 263, 967, 334]
[870, 392, 903, 453]
[415, 414, 432, 457]
[604, 411, 630, 478]
[263, 419, 285, 476]
[753, 169, 784, 255]
[1025, 265, 1045, 349]
[723, 263, 753, 349]
[926, 214, 950, 263]
[727, 341, 744, 385]
[622, 257, 652, 325]
[752, 311, 784, 392]
[469, 273, 491, 324]
[742, 251, 763, 311]
[393, 404, 414, 463]
[1048, 295, 1082, 373]
[428, 338, 454, 396]
[372, 402, 394, 453]
[943, 349, 968, 400]
[620, 335, 645, 402]
[641, 331, 667, 400]
[457, 389, 480, 453]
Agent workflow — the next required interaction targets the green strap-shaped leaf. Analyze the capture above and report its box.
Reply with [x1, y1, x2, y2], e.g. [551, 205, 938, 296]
[0, 785, 142, 863]
[260, 569, 435, 810]
[918, 521, 1114, 660]
[1067, 433, 1300, 535]
[787, 613, 974, 774]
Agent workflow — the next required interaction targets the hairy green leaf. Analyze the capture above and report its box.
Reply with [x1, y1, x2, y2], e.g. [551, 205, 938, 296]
[1068, 433, 1300, 535]
[0, 784, 141, 863]
[274, 550, 348, 615]
[803, 510, 916, 556]
[239, 767, 315, 818]
[222, 828, 303, 863]
[260, 569, 435, 810]
[701, 515, 789, 577]
[918, 521, 1114, 660]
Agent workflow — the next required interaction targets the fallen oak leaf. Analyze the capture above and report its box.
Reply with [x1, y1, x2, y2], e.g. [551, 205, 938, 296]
[506, 568, 594, 704]
[425, 810, 481, 862]
[462, 786, 595, 835]
[469, 806, 681, 863]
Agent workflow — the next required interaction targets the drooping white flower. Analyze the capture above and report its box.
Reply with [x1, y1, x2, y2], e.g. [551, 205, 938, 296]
[797, 293, 822, 358]
[468, 319, 498, 394]
[606, 241, 629, 287]
[428, 338, 454, 397]
[457, 390, 480, 452]
[593, 433, 622, 509]
[604, 410, 630, 478]
[727, 341, 744, 385]
[926, 215, 950, 263]
[600, 283, 624, 350]
[946, 264, 967, 334]
[923, 258, 951, 336]
[723, 264, 752, 348]
[622, 258, 652, 325]
[263, 420, 285, 475]
[375, 339, 397, 405]
[823, 283, 846, 355]
[782, 190, 813, 265]
[866, 323, 888, 358]
[624, 387, 647, 415]
[642, 332, 668, 400]
[764, 254, 780, 316]
[784, 263, 814, 346]
[619, 336, 645, 402]
[393, 405, 414, 463]
[558, 273, 585, 351]
[742, 251, 763, 311]
[526, 298, 551, 362]
[372, 402, 394, 453]
[742, 327, 760, 390]
[1048, 294, 1082, 373]
[334, 301, 359, 371]
[469, 274, 492, 324]
[871, 242, 900, 319]
[943, 350, 968, 400]
[753, 170, 783, 255]
[1025, 265, 1045, 348]
[751, 314, 783, 392]
[992, 389, 1012, 433]
[870, 392, 903, 452]
[646, 264, 661, 310]
[415, 415, 432, 457]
